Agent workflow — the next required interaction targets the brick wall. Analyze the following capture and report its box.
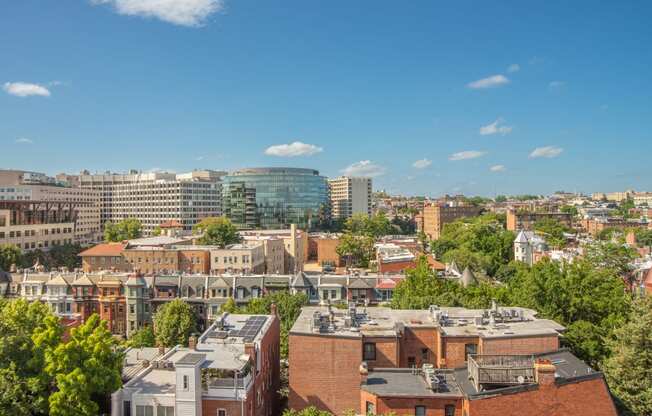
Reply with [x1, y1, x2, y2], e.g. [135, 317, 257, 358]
[289, 334, 362, 415]
[378, 260, 417, 274]
[467, 377, 617, 416]
[361, 390, 462, 416]
[479, 335, 559, 356]
[363, 336, 399, 369]
[400, 327, 438, 368]
[441, 337, 478, 369]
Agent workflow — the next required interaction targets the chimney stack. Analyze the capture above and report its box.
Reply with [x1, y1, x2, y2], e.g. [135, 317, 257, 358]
[188, 334, 197, 350]
[270, 303, 278, 317]
[534, 359, 556, 387]
[359, 361, 369, 384]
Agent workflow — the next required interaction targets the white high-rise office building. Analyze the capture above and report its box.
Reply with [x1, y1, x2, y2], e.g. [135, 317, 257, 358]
[74, 170, 225, 235]
[328, 176, 372, 220]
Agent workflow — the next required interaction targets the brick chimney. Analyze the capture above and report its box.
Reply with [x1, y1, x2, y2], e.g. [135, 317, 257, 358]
[359, 361, 369, 384]
[188, 334, 197, 350]
[270, 303, 278, 317]
[245, 342, 256, 368]
[534, 359, 556, 387]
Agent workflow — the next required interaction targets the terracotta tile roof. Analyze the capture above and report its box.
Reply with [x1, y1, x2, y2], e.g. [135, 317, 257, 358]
[426, 255, 446, 270]
[79, 243, 126, 257]
[160, 220, 183, 228]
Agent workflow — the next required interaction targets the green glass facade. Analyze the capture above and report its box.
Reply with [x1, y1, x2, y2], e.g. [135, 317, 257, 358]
[222, 168, 329, 230]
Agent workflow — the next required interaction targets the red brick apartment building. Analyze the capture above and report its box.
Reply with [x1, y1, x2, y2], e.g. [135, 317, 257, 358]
[289, 304, 617, 416]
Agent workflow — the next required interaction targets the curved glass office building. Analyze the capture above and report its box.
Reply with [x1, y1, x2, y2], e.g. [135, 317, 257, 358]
[222, 168, 329, 230]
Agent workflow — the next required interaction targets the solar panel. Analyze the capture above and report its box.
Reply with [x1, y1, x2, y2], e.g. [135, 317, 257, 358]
[228, 316, 267, 340]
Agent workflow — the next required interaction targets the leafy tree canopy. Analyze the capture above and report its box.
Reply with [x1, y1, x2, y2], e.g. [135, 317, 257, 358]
[193, 216, 241, 248]
[533, 218, 572, 249]
[127, 327, 156, 348]
[104, 218, 143, 242]
[430, 213, 514, 277]
[603, 297, 652, 416]
[153, 299, 198, 347]
[0, 243, 22, 271]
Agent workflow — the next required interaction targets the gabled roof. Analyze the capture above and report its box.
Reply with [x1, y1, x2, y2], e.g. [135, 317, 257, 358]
[426, 255, 446, 271]
[514, 230, 530, 244]
[73, 274, 95, 286]
[79, 243, 126, 257]
[460, 267, 478, 287]
[46, 274, 71, 286]
[209, 276, 231, 288]
[126, 275, 147, 287]
[348, 278, 373, 289]
[290, 272, 312, 288]
[448, 260, 461, 276]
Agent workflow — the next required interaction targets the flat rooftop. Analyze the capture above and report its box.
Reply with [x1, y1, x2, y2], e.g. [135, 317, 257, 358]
[362, 368, 462, 398]
[124, 312, 274, 395]
[290, 306, 564, 339]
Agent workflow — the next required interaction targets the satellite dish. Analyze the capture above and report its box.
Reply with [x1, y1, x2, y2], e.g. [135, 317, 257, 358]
[517, 375, 525, 384]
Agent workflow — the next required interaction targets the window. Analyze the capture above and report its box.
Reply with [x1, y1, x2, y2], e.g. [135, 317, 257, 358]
[445, 405, 455, 416]
[130, 305, 135, 314]
[365, 402, 375, 415]
[408, 356, 416, 368]
[183, 375, 189, 390]
[363, 342, 376, 361]
[157, 406, 174, 416]
[136, 405, 154, 416]
[464, 343, 477, 361]
[421, 348, 429, 361]
[415, 406, 426, 416]
[217, 410, 227, 416]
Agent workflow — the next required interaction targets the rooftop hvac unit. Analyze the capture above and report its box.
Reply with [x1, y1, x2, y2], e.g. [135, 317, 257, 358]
[422, 363, 435, 374]
[474, 316, 484, 326]
[425, 374, 441, 392]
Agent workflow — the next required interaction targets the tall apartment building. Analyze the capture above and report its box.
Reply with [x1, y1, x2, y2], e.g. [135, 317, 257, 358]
[71, 170, 225, 235]
[0, 170, 101, 249]
[328, 176, 372, 220]
[421, 204, 482, 240]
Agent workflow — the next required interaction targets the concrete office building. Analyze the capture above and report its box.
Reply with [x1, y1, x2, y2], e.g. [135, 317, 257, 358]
[72, 170, 225, 235]
[328, 176, 372, 220]
[0, 170, 101, 249]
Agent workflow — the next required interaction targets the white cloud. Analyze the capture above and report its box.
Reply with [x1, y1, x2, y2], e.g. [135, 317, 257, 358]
[449, 150, 486, 161]
[341, 160, 386, 177]
[507, 64, 520, 73]
[3, 82, 51, 97]
[490, 164, 506, 172]
[467, 74, 509, 89]
[264, 141, 323, 157]
[412, 158, 432, 169]
[529, 146, 563, 159]
[195, 156, 205, 161]
[15, 138, 33, 144]
[91, 0, 224, 27]
[549, 81, 565, 88]
[479, 118, 513, 136]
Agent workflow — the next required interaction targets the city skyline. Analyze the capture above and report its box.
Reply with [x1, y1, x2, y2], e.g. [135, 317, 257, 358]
[2, 1, 652, 196]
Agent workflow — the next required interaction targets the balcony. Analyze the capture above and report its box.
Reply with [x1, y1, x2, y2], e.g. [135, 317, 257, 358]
[468, 355, 535, 391]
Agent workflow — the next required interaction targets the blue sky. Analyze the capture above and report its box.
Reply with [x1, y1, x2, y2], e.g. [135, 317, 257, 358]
[1, 1, 651, 196]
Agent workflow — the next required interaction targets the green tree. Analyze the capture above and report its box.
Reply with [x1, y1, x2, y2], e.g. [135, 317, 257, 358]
[506, 258, 630, 366]
[237, 291, 308, 358]
[193, 216, 241, 248]
[559, 205, 579, 217]
[533, 217, 571, 249]
[0, 243, 22, 271]
[47, 243, 83, 270]
[104, 218, 142, 242]
[584, 241, 637, 277]
[283, 406, 334, 416]
[45, 314, 123, 416]
[602, 297, 652, 416]
[153, 299, 198, 347]
[494, 195, 507, 203]
[336, 233, 375, 268]
[127, 327, 156, 348]
[429, 213, 514, 277]
[152, 226, 162, 236]
[633, 229, 652, 248]
[0, 299, 62, 415]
